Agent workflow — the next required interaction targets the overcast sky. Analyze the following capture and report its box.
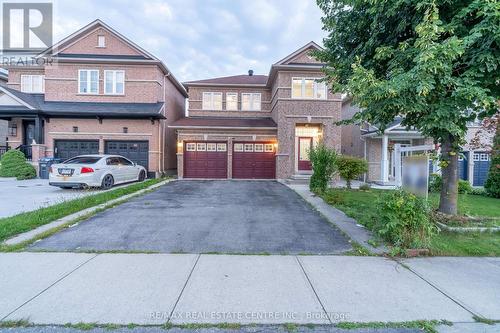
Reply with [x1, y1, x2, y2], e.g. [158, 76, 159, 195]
[50, 0, 326, 82]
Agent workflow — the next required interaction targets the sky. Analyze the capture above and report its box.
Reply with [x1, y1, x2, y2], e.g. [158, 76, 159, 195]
[48, 0, 327, 82]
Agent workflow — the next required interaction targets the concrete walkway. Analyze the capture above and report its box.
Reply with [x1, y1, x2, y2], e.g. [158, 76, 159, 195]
[1, 253, 499, 327]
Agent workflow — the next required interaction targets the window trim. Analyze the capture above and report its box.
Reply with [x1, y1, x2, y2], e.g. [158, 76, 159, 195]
[104, 70, 125, 95]
[20, 74, 45, 93]
[97, 35, 106, 48]
[241, 93, 262, 111]
[225, 92, 238, 111]
[78, 69, 100, 94]
[291, 77, 327, 100]
[186, 143, 196, 151]
[202, 92, 223, 110]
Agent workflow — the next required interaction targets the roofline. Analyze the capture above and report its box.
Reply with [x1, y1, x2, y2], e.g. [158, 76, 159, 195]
[273, 41, 323, 66]
[0, 86, 36, 110]
[168, 125, 277, 130]
[183, 82, 267, 88]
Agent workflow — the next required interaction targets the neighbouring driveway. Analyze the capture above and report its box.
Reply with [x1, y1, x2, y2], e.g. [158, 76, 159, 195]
[0, 178, 103, 218]
[29, 180, 352, 254]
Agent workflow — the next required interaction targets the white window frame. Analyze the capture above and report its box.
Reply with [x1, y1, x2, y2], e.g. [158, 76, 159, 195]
[186, 143, 196, 151]
[217, 143, 227, 152]
[473, 153, 480, 161]
[480, 153, 489, 161]
[104, 70, 125, 95]
[97, 35, 106, 48]
[78, 69, 99, 94]
[20, 75, 45, 93]
[291, 77, 327, 100]
[264, 144, 274, 153]
[196, 143, 206, 151]
[234, 143, 244, 152]
[202, 92, 223, 110]
[244, 144, 254, 152]
[226, 92, 238, 111]
[241, 93, 261, 111]
[254, 144, 264, 152]
[207, 143, 217, 152]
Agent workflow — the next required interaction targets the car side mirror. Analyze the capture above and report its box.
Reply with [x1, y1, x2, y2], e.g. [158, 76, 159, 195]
[133, 162, 137, 166]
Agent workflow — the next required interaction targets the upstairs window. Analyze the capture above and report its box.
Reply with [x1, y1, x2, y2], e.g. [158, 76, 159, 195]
[79, 69, 99, 94]
[97, 35, 106, 48]
[104, 70, 125, 95]
[241, 93, 261, 111]
[292, 78, 327, 99]
[226, 92, 238, 110]
[21, 75, 44, 93]
[202, 92, 223, 110]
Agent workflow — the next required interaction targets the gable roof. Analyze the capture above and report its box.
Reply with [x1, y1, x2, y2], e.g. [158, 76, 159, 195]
[184, 74, 268, 87]
[35, 19, 187, 97]
[273, 41, 323, 66]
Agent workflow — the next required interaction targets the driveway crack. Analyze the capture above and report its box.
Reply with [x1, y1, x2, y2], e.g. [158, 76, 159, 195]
[0, 253, 100, 321]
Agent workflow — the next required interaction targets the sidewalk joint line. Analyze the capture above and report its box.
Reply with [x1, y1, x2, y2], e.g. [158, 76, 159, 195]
[0, 253, 100, 322]
[397, 259, 484, 319]
[166, 253, 201, 324]
[295, 256, 332, 324]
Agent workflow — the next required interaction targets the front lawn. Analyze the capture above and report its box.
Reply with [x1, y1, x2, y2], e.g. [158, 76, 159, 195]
[0, 178, 164, 244]
[320, 188, 500, 256]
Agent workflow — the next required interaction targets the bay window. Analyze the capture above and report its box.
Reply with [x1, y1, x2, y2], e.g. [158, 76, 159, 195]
[292, 78, 327, 99]
[104, 70, 125, 95]
[79, 69, 99, 94]
[241, 93, 261, 111]
[202, 92, 223, 110]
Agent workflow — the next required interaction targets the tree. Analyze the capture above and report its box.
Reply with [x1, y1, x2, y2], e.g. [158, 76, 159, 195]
[484, 120, 500, 197]
[315, 0, 500, 215]
[337, 155, 368, 189]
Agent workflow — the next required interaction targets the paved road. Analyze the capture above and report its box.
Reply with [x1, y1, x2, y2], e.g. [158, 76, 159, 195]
[2, 253, 499, 326]
[0, 178, 103, 218]
[29, 181, 352, 254]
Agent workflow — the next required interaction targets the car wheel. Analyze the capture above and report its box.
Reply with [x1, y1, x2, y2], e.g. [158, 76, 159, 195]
[101, 174, 114, 190]
[138, 170, 146, 182]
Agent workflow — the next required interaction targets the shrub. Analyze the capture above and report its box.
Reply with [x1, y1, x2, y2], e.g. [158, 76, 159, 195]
[485, 127, 500, 198]
[322, 190, 344, 205]
[359, 183, 371, 191]
[428, 173, 442, 192]
[336, 155, 368, 189]
[375, 190, 437, 249]
[0, 149, 37, 180]
[309, 144, 338, 193]
[470, 187, 487, 196]
[458, 179, 472, 194]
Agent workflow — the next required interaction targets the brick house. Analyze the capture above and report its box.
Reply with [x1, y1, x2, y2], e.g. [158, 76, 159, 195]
[341, 98, 494, 186]
[0, 20, 187, 177]
[170, 42, 343, 180]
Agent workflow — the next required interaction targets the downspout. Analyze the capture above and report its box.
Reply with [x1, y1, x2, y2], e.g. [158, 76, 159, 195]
[160, 72, 171, 174]
[361, 135, 367, 182]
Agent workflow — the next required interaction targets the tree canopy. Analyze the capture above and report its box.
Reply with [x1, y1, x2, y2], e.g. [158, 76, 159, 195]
[316, 0, 500, 214]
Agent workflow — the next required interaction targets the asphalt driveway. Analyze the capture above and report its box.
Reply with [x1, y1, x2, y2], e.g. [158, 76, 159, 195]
[29, 180, 352, 254]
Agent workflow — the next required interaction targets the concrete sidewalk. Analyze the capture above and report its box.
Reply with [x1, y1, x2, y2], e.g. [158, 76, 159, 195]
[0, 253, 498, 327]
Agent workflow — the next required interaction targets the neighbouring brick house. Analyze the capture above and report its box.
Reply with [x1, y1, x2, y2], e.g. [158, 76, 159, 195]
[0, 20, 187, 177]
[341, 98, 494, 186]
[170, 42, 343, 180]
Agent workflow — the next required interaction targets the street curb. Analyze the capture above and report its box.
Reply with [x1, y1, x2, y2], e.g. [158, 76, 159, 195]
[3, 179, 174, 246]
[282, 181, 387, 255]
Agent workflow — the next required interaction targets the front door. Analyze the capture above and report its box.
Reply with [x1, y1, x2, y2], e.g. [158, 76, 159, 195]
[298, 137, 313, 171]
[23, 121, 35, 145]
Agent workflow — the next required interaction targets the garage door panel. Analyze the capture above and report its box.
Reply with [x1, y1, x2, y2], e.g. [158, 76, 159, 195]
[233, 142, 276, 179]
[105, 141, 149, 170]
[184, 142, 227, 179]
[55, 140, 99, 160]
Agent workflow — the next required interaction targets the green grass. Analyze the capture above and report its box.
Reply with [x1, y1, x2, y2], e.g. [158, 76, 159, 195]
[335, 320, 443, 333]
[428, 192, 500, 217]
[320, 188, 500, 256]
[0, 178, 164, 244]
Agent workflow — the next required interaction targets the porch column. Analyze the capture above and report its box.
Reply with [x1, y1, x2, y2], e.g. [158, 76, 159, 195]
[34, 115, 43, 144]
[381, 134, 389, 183]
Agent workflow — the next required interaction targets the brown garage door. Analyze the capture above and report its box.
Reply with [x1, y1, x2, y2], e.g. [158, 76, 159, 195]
[184, 141, 228, 178]
[233, 142, 276, 179]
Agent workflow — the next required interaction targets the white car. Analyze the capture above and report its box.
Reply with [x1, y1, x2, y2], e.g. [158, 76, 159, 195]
[49, 154, 147, 189]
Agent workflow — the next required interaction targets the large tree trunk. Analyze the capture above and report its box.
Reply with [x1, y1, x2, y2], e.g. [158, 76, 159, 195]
[438, 136, 459, 215]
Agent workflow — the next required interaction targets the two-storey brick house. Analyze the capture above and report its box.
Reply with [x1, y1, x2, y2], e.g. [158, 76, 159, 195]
[170, 42, 343, 179]
[0, 20, 187, 177]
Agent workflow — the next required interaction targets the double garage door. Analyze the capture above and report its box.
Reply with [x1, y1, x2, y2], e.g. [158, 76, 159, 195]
[55, 140, 149, 170]
[184, 141, 275, 179]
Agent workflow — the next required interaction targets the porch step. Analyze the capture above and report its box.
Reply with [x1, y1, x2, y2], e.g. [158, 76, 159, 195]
[285, 174, 311, 185]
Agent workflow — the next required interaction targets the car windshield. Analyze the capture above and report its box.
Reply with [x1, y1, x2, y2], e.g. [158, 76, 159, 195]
[63, 156, 101, 164]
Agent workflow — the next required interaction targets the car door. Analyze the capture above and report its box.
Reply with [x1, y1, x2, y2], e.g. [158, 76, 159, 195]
[106, 157, 125, 183]
[117, 157, 137, 181]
